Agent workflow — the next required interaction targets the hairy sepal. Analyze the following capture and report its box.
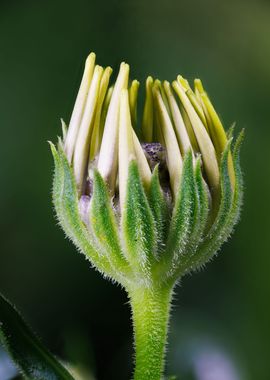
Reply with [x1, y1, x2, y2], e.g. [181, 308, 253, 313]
[90, 170, 132, 285]
[121, 161, 157, 284]
[163, 151, 196, 278]
[148, 165, 170, 257]
[184, 158, 210, 256]
[183, 134, 244, 273]
[50, 143, 121, 281]
[230, 130, 244, 223]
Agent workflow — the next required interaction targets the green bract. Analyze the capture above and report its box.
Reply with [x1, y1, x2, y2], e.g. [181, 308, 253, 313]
[50, 52, 243, 380]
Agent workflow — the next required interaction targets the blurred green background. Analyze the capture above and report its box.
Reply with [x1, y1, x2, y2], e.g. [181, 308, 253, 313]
[0, 0, 269, 379]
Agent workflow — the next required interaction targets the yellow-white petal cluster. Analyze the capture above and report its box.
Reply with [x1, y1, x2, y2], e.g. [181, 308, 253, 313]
[63, 53, 234, 210]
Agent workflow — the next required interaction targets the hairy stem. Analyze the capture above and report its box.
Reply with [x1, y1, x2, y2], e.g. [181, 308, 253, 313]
[128, 284, 173, 380]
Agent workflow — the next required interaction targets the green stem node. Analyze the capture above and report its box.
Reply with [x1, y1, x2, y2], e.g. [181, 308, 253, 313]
[128, 284, 173, 380]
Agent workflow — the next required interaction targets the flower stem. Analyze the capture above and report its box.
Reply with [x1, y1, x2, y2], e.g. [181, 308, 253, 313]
[128, 284, 173, 380]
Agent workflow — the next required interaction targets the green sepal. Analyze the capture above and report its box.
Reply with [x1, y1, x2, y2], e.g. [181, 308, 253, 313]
[184, 134, 244, 272]
[210, 140, 234, 233]
[90, 170, 132, 285]
[230, 129, 244, 222]
[122, 161, 157, 282]
[148, 165, 169, 257]
[185, 158, 210, 254]
[226, 122, 236, 140]
[50, 142, 120, 281]
[186, 140, 233, 270]
[162, 151, 196, 277]
[0, 293, 75, 380]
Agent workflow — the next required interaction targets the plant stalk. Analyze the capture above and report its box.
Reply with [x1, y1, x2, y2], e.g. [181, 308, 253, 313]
[128, 284, 173, 380]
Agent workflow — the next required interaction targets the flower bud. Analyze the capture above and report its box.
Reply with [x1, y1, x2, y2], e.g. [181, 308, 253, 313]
[50, 53, 243, 287]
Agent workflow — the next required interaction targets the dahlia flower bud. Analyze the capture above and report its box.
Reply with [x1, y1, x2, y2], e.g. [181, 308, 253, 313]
[50, 52, 243, 288]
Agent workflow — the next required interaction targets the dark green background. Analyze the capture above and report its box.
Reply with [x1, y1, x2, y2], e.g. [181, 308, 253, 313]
[0, 0, 269, 379]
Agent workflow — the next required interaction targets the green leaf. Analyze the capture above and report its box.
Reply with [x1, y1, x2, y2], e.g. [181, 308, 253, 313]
[0, 293, 75, 380]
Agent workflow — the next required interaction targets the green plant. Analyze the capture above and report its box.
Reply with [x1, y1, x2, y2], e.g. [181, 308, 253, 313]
[0, 53, 243, 380]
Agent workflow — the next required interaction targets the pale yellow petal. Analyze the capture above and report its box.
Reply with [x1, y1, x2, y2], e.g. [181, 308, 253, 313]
[173, 80, 220, 192]
[73, 65, 103, 192]
[153, 83, 183, 198]
[142, 76, 154, 142]
[132, 130, 152, 189]
[177, 76, 208, 130]
[163, 81, 193, 156]
[119, 89, 136, 210]
[194, 79, 235, 188]
[129, 80, 140, 127]
[98, 63, 130, 191]
[89, 66, 112, 161]
[73, 66, 103, 192]
[99, 86, 114, 147]
[179, 103, 200, 152]
[65, 52, 95, 162]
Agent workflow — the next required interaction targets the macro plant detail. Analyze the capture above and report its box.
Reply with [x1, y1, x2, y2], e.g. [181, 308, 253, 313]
[49, 52, 243, 380]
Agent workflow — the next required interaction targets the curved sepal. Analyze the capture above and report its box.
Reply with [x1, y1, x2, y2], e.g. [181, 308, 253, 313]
[50, 142, 122, 281]
[183, 134, 244, 273]
[185, 158, 210, 255]
[121, 161, 157, 283]
[230, 129, 244, 222]
[163, 151, 196, 276]
[148, 165, 170, 257]
[90, 170, 132, 284]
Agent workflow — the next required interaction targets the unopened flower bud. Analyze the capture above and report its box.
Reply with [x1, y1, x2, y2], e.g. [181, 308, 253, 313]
[50, 53, 243, 287]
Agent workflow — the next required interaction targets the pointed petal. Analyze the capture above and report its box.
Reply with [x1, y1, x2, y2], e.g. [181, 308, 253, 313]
[177, 75, 190, 90]
[154, 79, 171, 115]
[153, 83, 183, 197]
[129, 79, 140, 127]
[99, 86, 114, 147]
[142, 76, 154, 142]
[119, 89, 151, 211]
[119, 89, 136, 210]
[194, 79, 235, 188]
[89, 66, 113, 161]
[194, 79, 227, 153]
[73, 65, 103, 192]
[132, 130, 152, 189]
[98, 63, 130, 190]
[173, 80, 220, 193]
[177, 76, 208, 129]
[65, 52, 96, 162]
[163, 81, 193, 156]
[179, 103, 200, 152]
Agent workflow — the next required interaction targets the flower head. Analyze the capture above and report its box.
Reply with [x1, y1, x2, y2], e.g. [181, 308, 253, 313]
[50, 53, 243, 287]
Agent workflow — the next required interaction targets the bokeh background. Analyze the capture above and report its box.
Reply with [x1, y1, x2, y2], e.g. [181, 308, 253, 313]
[0, 0, 270, 379]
